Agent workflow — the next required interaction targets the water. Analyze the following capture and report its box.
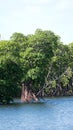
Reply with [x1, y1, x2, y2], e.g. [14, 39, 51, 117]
[0, 97, 73, 130]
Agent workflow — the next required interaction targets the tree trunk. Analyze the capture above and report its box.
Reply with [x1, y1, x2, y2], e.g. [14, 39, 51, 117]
[21, 83, 38, 102]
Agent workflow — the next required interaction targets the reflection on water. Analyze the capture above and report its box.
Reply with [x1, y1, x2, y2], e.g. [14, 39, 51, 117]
[0, 97, 73, 130]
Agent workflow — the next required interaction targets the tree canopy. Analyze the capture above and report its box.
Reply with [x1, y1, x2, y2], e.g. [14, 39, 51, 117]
[0, 29, 73, 104]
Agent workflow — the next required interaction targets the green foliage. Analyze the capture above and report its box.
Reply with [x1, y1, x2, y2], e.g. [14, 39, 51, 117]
[52, 80, 56, 88]
[10, 32, 27, 43]
[0, 29, 73, 103]
[60, 75, 69, 87]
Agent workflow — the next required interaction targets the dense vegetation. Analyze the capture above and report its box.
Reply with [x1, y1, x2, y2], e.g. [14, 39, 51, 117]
[0, 29, 73, 104]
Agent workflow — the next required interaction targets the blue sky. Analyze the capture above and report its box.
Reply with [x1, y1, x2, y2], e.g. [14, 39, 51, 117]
[0, 0, 73, 44]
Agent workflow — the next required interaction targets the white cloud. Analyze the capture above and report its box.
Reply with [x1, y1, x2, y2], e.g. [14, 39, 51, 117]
[56, 0, 73, 11]
[21, 0, 51, 5]
[25, 5, 41, 13]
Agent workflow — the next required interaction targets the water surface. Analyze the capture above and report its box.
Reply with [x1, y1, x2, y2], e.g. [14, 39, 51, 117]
[0, 97, 73, 130]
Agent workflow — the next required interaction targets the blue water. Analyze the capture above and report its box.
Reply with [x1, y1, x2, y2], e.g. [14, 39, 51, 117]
[0, 97, 73, 130]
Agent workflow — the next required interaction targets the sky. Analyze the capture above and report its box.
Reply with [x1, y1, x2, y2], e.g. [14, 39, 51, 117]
[0, 0, 73, 44]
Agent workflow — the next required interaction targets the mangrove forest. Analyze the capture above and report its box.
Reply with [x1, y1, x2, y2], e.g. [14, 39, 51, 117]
[0, 29, 73, 104]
